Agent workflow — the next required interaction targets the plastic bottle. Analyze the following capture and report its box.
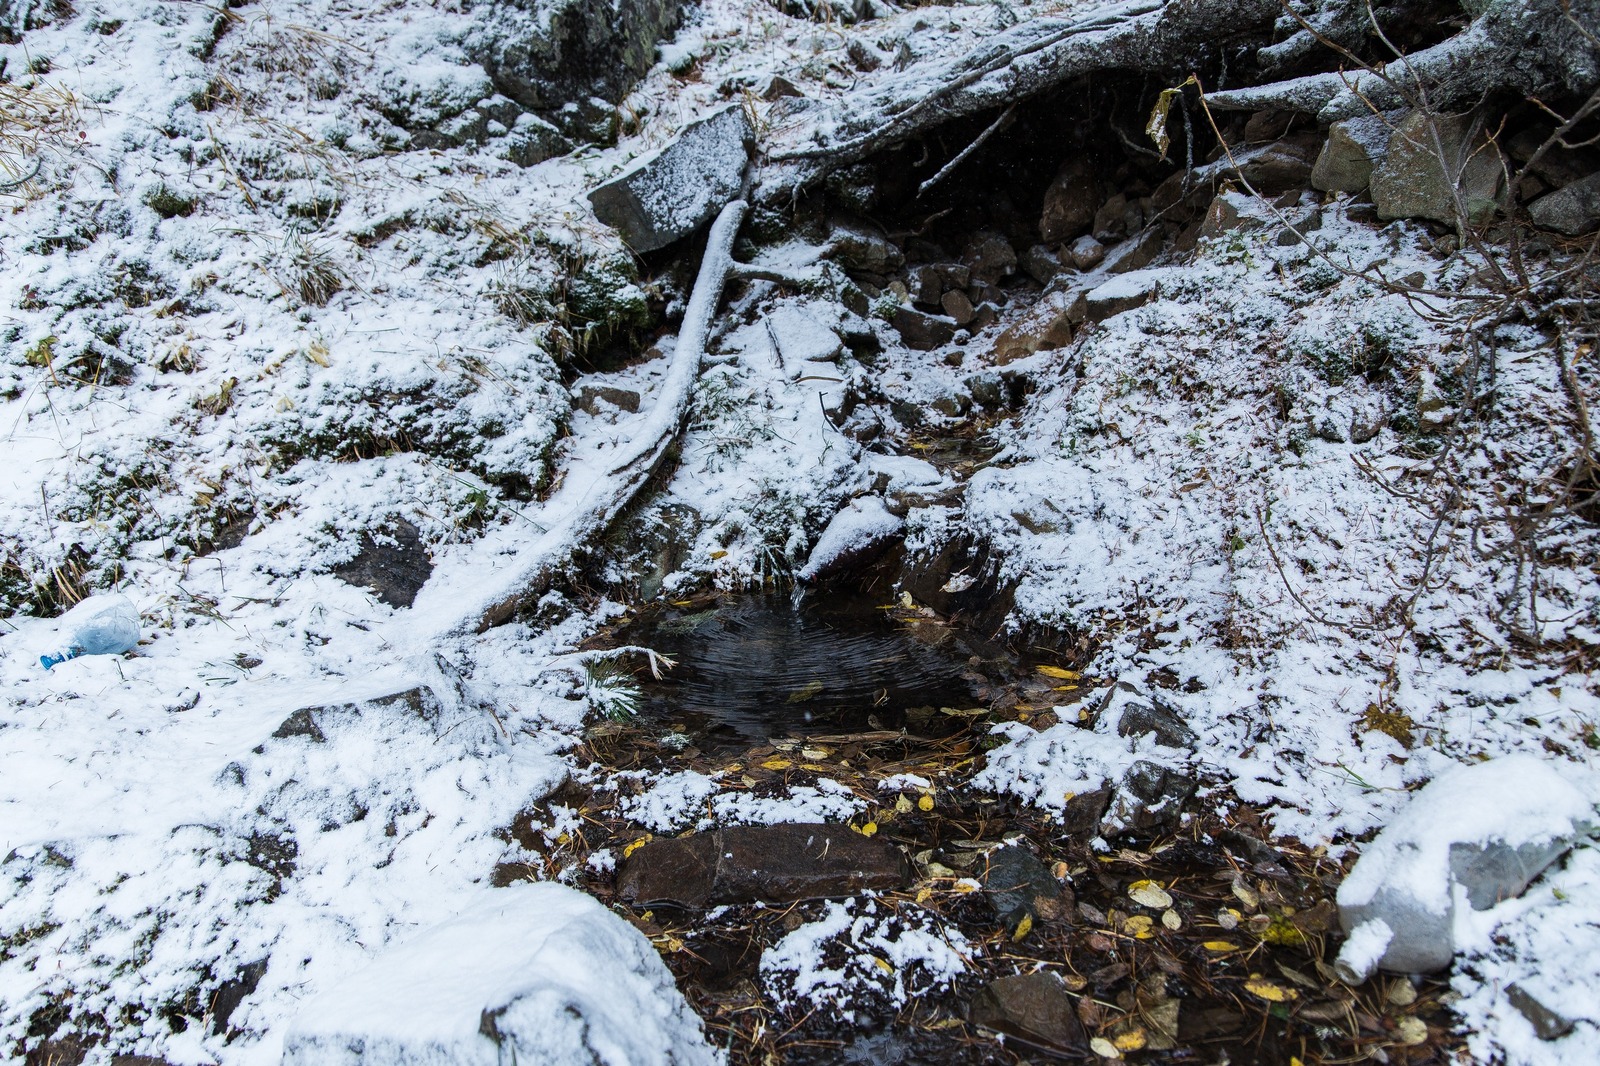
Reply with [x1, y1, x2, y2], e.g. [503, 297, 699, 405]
[40, 593, 141, 669]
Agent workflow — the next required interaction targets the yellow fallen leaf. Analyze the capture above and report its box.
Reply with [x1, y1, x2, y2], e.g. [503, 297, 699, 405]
[954, 879, 980, 894]
[709, 550, 728, 559]
[1036, 665, 1081, 680]
[1089, 1037, 1121, 1059]
[873, 956, 894, 973]
[1051, 861, 1070, 880]
[760, 758, 793, 771]
[1113, 1028, 1148, 1052]
[800, 747, 829, 760]
[1243, 976, 1298, 1003]
[915, 887, 932, 904]
[1124, 915, 1155, 938]
[1203, 941, 1241, 953]
[1128, 879, 1174, 909]
[800, 763, 829, 772]
[927, 1018, 964, 1031]
[1012, 914, 1033, 941]
[555, 831, 571, 845]
[895, 795, 913, 814]
[918, 794, 935, 811]
[623, 836, 652, 858]
[855, 821, 878, 837]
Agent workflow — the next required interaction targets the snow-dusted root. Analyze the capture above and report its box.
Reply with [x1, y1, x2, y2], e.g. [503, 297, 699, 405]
[1205, 0, 1600, 121]
[471, 197, 749, 633]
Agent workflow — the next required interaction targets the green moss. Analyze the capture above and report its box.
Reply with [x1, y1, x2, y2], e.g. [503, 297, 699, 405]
[144, 185, 196, 220]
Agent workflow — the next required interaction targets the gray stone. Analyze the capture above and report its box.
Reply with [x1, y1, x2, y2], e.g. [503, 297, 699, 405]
[983, 844, 1063, 932]
[331, 518, 432, 608]
[1335, 755, 1593, 981]
[1067, 234, 1105, 270]
[1100, 683, 1199, 749]
[272, 687, 444, 744]
[1084, 269, 1166, 323]
[1107, 226, 1164, 274]
[990, 289, 1078, 364]
[496, 113, 572, 167]
[1234, 135, 1319, 195]
[468, 0, 684, 115]
[1093, 192, 1129, 241]
[968, 972, 1087, 1052]
[576, 384, 642, 414]
[280, 883, 719, 1066]
[1529, 170, 1600, 235]
[1506, 983, 1576, 1041]
[906, 262, 970, 307]
[1040, 158, 1098, 242]
[831, 222, 904, 274]
[892, 306, 957, 350]
[1020, 243, 1065, 285]
[1371, 110, 1507, 225]
[588, 104, 751, 252]
[1108, 760, 1196, 832]
[616, 824, 910, 908]
[940, 289, 975, 326]
[963, 232, 1018, 284]
[1312, 112, 1397, 193]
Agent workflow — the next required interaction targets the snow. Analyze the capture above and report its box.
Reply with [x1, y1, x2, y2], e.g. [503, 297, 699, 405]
[1, 1, 1599, 1064]
[759, 898, 969, 1022]
[281, 881, 718, 1066]
[796, 496, 902, 581]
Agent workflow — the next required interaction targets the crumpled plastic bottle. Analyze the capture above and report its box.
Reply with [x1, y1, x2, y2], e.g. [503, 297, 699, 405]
[40, 593, 141, 670]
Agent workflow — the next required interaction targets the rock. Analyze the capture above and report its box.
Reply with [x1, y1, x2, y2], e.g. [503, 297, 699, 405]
[990, 290, 1079, 364]
[1312, 112, 1395, 193]
[845, 38, 881, 72]
[1233, 135, 1319, 194]
[1040, 158, 1099, 242]
[1107, 760, 1196, 832]
[1529, 170, 1600, 235]
[1107, 226, 1164, 274]
[798, 497, 903, 581]
[968, 972, 1087, 1053]
[1506, 983, 1576, 1041]
[831, 221, 904, 274]
[765, 304, 845, 372]
[940, 289, 975, 326]
[468, 0, 684, 116]
[1099, 682, 1198, 749]
[1198, 192, 1267, 239]
[1242, 109, 1296, 143]
[588, 104, 752, 252]
[983, 844, 1063, 931]
[963, 232, 1018, 284]
[1334, 754, 1594, 982]
[616, 824, 910, 908]
[1060, 788, 1112, 837]
[760, 74, 804, 100]
[966, 370, 1005, 409]
[906, 262, 970, 307]
[273, 687, 445, 744]
[1371, 110, 1507, 225]
[892, 306, 958, 350]
[1066, 234, 1105, 270]
[1093, 192, 1129, 241]
[331, 518, 432, 608]
[576, 384, 642, 414]
[495, 113, 573, 167]
[1084, 268, 1166, 322]
[1020, 243, 1065, 284]
[280, 882, 719, 1066]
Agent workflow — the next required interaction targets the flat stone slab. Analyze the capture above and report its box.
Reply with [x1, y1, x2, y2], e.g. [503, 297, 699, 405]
[281, 882, 718, 1066]
[617, 823, 911, 908]
[969, 971, 1087, 1052]
[589, 104, 751, 252]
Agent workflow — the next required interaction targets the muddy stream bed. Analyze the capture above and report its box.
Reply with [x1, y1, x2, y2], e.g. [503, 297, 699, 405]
[496, 592, 1460, 1065]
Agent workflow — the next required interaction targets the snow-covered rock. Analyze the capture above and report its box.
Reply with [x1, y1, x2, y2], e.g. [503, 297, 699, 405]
[797, 496, 903, 581]
[589, 104, 752, 251]
[1335, 754, 1595, 982]
[280, 882, 719, 1066]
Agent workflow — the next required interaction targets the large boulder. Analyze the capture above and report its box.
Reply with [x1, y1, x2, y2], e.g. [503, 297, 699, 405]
[281, 883, 719, 1066]
[1529, 170, 1600, 235]
[1334, 755, 1593, 983]
[1039, 158, 1099, 242]
[1312, 111, 1396, 193]
[1370, 110, 1507, 224]
[468, 0, 684, 113]
[588, 104, 752, 252]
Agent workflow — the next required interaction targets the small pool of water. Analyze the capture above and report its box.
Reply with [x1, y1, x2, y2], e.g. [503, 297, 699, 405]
[619, 591, 994, 748]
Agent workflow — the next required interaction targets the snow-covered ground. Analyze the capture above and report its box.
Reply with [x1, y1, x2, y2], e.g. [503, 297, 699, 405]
[3, 2, 1598, 1064]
